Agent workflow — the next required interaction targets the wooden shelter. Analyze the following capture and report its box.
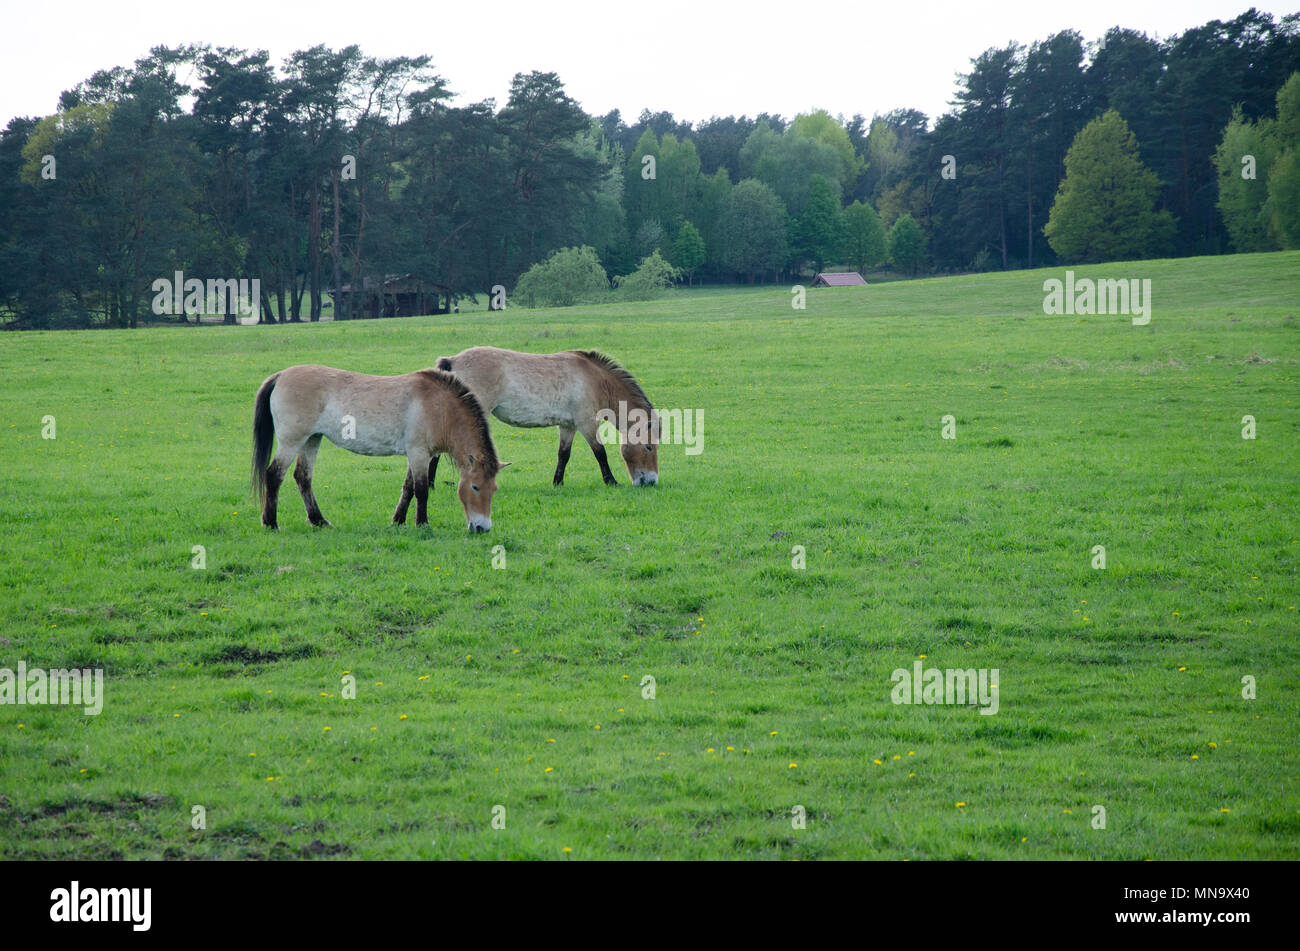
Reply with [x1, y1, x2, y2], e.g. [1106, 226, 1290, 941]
[811, 272, 867, 287]
[336, 274, 453, 318]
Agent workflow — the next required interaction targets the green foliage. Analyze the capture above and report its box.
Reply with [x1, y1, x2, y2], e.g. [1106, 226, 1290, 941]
[1265, 148, 1300, 248]
[1044, 110, 1177, 263]
[741, 121, 843, 216]
[792, 174, 845, 274]
[669, 221, 706, 283]
[613, 249, 681, 300]
[720, 178, 789, 281]
[790, 109, 863, 192]
[887, 213, 926, 274]
[512, 245, 608, 307]
[842, 200, 887, 273]
[1265, 73, 1300, 249]
[1213, 107, 1280, 252]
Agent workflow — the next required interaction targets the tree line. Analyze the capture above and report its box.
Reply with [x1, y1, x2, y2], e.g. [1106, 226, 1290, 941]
[1, 8, 1297, 328]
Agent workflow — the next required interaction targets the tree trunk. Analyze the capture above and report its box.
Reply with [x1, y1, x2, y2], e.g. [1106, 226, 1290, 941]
[309, 183, 322, 321]
[331, 166, 345, 319]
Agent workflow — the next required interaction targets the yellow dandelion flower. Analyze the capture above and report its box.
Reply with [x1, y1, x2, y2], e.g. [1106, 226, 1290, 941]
[544, 767, 554, 773]
[562, 846, 572, 853]
[788, 763, 797, 769]
[873, 759, 883, 765]
[956, 802, 966, 808]
[1191, 754, 1199, 759]
[399, 714, 408, 721]
[1208, 741, 1217, 748]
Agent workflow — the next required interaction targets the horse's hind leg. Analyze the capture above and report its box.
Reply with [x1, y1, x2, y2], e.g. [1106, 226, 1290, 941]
[262, 438, 306, 530]
[293, 434, 331, 527]
[553, 427, 575, 486]
[393, 467, 414, 524]
[579, 423, 618, 486]
[262, 457, 288, 529]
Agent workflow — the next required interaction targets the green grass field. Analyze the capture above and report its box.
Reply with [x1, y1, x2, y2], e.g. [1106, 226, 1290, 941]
[1, 251, 1297, 859]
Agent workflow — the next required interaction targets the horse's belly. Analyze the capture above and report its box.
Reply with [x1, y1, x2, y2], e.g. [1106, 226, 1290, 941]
[321, 413, 405, 456]
[492, 399, 567, 429]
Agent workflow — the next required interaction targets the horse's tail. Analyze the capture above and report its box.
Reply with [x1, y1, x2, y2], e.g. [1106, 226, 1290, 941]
[436, 356, 454, 372]
[251, 372, 280, 502]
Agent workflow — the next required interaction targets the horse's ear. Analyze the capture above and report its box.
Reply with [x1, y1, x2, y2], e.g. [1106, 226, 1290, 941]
[496, 461, 512, 473]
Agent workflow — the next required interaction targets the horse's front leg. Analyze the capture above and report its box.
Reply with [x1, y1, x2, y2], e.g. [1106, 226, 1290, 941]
[580, 424, 618, 486]
[407, 449, 433, 525]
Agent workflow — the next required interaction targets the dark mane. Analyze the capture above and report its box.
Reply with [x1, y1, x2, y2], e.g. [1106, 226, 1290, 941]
[571, 350, 653, 411]
[418, 368, 499, 471]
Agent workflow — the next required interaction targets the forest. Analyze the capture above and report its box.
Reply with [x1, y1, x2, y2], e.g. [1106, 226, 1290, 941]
[0, 7, 1297, 327]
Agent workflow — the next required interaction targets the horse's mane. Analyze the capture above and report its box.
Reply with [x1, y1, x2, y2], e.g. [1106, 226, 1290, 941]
[571, 350, 653, 411]
[418, 368, 499, 471]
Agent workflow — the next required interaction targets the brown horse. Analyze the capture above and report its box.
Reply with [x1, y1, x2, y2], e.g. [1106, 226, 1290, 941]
[435, 347, 659, 486]
[251, 365, 507, 532]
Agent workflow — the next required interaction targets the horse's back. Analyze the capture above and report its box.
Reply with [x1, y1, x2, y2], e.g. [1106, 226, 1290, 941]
[445, 348, 590, 428]
[270, 364, 430, 455]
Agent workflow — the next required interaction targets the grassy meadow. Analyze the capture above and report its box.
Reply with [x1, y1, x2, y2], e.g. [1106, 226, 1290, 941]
[0, 251, 1297, 859]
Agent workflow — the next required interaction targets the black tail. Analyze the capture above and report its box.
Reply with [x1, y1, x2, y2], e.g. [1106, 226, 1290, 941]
[436, 356, 454, 372]
[251, 373, 279, 502]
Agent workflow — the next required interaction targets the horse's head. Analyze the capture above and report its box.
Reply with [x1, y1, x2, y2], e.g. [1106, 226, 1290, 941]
[620, 407, 659, 486]
[457, 454, 509, 533]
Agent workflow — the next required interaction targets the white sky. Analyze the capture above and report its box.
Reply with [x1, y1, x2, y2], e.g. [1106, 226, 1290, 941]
[2, 1, 1292, 128]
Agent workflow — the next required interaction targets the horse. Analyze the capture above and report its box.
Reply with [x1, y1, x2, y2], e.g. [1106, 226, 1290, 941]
[250, 365, 508, 533]
[434, 347, 658, 487]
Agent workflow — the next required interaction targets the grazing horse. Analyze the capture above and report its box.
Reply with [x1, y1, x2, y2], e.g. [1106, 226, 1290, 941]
[251, 365, 507, 532]
[435, 347, 658, 486]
